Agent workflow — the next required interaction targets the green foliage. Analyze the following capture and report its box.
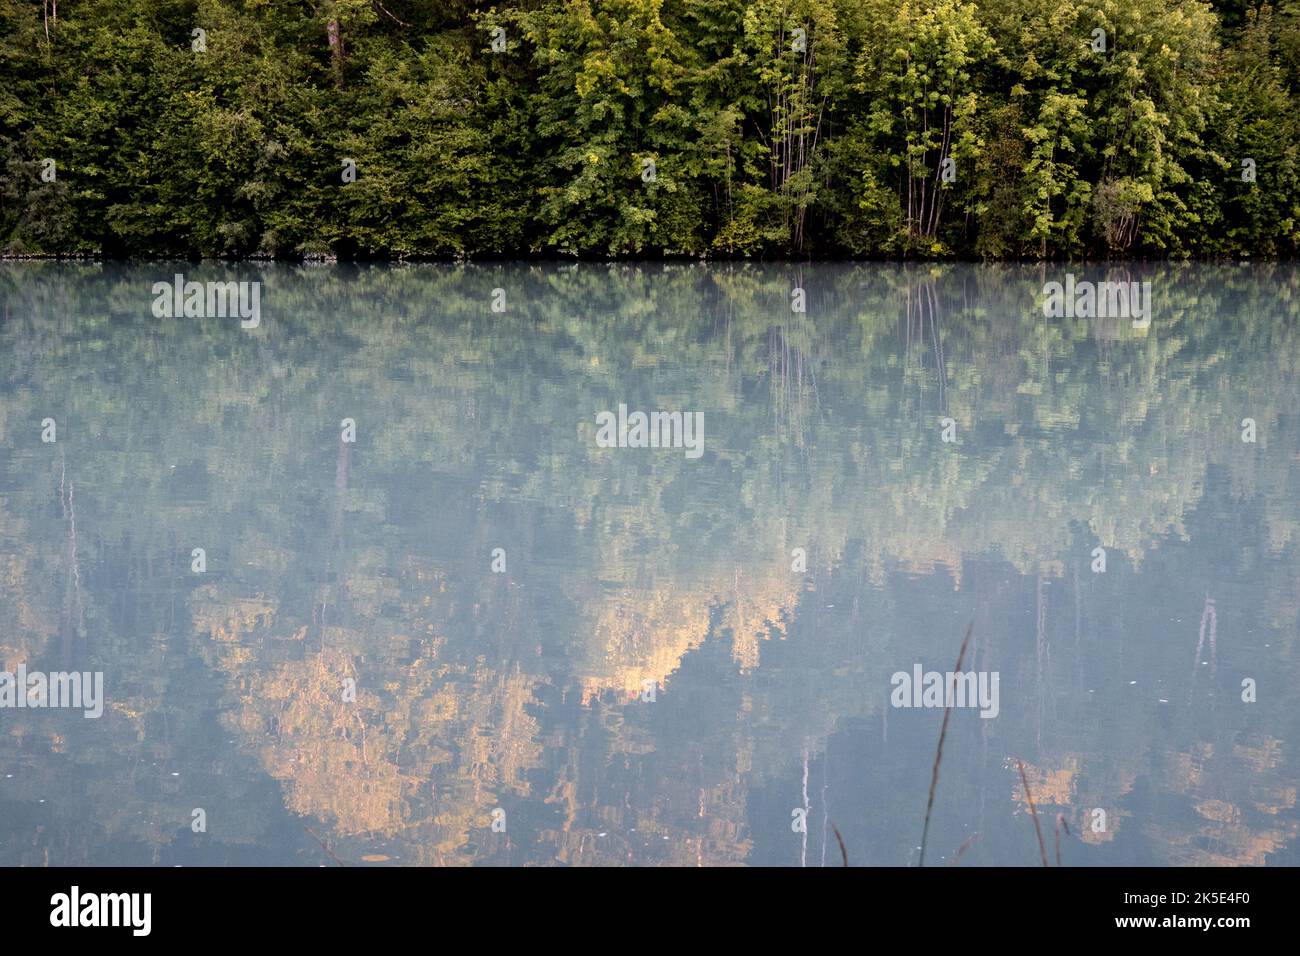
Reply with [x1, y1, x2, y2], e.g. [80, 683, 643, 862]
[1, 0, 1296, 258]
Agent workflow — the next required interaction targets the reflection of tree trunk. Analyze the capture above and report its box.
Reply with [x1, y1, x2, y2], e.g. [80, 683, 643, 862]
[320, 438, 350, 651]
[769, 329, 814, 454]
[1035, 575, 1050, 749]
[1189, 594, 1217, 702]
[927, 284, 947, 413]
[820, 755, 829, 868]
[1036, 577, 1047, 678]
[1072, 559, 1084, 695]
[904, 273, 948, 414]
[769, 266, 820, 462]
[800, 747, 810, 868]
[329, 436, 349, 578]
[58, 458, 84, 669]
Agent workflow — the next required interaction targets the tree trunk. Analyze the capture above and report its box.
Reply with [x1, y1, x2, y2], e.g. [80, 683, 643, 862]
[327, 18, 345, 89]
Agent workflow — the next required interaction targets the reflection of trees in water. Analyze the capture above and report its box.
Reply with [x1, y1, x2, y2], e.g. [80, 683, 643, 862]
[0, 263, 1297, 864]
[57, 454, 86, 669]
[903, 271, 949, 415]
[1189, 594, 1218, 705]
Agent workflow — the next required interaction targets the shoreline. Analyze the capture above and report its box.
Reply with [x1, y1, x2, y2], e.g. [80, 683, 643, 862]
[4, 253, 1295, 265]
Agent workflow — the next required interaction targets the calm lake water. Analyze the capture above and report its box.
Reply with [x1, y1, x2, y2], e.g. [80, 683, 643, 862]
[0, 262, 1297, 866]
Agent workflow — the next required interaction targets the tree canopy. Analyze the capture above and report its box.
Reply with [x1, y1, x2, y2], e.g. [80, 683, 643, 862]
[2, 0, 1298, 258]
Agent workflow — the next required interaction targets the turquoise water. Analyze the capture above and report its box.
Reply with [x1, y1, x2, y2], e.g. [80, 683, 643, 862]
[0, 262, 1296, 866]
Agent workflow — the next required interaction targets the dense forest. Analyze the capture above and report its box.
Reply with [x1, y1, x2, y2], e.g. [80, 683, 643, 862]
[1, 0, 1298, 259]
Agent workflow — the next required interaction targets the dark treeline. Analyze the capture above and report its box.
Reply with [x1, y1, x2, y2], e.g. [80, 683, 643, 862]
[2, 0, 1298, 260]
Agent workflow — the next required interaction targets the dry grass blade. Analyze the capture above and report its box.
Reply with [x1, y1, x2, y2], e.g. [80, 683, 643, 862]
[1016, 759, 1049, 867]
[918, 621, 974, 867]
[1054, 812, 1070, 867]
[948, 831, 980, 866]
[303, 822, 347, 866]
[830, 822, 848, 867]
